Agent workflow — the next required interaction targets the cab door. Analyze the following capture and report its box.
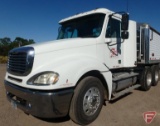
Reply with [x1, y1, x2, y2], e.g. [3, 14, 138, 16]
[104, 16, 123, 68]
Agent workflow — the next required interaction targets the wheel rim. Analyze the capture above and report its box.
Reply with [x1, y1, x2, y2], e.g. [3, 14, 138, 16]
[83, 87, 100, 116]
[147, 72, 152, 86]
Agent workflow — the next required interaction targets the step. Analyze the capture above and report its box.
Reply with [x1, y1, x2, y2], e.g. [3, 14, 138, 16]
[113, 73, 139, 82]
[111, 84, 141, 101]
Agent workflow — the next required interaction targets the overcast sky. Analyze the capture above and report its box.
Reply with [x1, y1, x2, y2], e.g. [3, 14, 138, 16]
[0, 0, 160, 42]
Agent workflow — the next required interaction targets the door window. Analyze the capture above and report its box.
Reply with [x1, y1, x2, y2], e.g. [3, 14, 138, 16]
[106, 18, 121, 38]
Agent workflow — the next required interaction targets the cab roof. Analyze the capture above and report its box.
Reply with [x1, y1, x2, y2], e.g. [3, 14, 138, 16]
[59, 8, 113, 24]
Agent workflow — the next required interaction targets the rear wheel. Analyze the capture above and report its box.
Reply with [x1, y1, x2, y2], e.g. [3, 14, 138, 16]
[140, 67, 152, 91]
[69, 76, 104, 125]
[151, 65, 159, 86]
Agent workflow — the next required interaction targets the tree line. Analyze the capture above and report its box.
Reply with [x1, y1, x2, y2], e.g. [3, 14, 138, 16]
[0, 37, 35, 56]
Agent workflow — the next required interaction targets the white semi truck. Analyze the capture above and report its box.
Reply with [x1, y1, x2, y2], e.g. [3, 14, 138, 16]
[4, 8, 160, 125]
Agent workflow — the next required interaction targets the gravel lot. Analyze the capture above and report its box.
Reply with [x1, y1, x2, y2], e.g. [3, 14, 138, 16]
[0, 64, 160, 126]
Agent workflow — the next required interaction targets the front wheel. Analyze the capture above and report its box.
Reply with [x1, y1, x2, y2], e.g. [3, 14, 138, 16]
[69, 76, 104, 125]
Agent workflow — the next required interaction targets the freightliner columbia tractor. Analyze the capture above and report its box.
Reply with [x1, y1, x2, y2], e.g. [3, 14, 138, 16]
[4, 8, 160, 125]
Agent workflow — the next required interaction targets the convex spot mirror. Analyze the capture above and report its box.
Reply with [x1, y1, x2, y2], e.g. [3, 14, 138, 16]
[121, 31, 129, 39]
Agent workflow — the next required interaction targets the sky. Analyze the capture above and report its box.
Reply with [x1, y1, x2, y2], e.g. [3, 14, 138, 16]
[0, 0, 160, 43]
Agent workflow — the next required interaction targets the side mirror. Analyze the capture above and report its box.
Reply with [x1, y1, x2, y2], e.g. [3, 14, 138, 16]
[121, 31, 129, 39]
[121, 13, 129, 31]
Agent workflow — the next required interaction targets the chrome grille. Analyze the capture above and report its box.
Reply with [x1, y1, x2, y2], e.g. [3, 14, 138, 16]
[7, 47, 34, 76]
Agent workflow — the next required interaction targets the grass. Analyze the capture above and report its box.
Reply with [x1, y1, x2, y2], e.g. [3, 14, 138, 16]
[0, 56, 8, 64]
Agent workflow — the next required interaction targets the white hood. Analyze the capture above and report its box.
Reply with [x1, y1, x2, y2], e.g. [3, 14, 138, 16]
[29, 38, 97, 54]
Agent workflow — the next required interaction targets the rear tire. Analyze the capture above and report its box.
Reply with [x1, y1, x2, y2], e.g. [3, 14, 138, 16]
[151, 65, 159, 86]
[69, 76, 104, 125]
[140, 67, 152, 91]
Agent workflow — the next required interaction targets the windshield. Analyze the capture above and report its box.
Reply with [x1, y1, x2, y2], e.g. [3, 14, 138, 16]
[57, 14, 105, 39]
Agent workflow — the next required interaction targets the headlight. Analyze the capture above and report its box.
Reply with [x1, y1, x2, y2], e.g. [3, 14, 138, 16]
[27, 72, 59, 85]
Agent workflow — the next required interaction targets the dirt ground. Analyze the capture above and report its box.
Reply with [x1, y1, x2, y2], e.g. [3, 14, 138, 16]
[0, 64, 160, 126]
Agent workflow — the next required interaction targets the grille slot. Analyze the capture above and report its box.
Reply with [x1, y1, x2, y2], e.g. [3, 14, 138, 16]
[8, 76, 22, 83]
[8, 52, 27, 74]
[7, 47, 34, 76]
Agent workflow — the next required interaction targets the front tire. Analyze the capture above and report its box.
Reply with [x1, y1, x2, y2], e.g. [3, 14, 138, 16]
[69, 76, 104, 125]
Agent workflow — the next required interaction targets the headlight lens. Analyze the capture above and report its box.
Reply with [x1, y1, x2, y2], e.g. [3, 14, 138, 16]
[27, 72, 59, 85]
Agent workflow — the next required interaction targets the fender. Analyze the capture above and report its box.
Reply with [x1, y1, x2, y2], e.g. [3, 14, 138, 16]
[30, 54, 112, 99]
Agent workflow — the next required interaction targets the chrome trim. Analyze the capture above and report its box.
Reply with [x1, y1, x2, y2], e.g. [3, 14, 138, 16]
[143, 27, 150, 63]
[137, 23, 150, 63]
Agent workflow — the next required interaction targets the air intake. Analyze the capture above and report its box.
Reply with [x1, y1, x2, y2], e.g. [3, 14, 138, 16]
[7, 47, 34, 76]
